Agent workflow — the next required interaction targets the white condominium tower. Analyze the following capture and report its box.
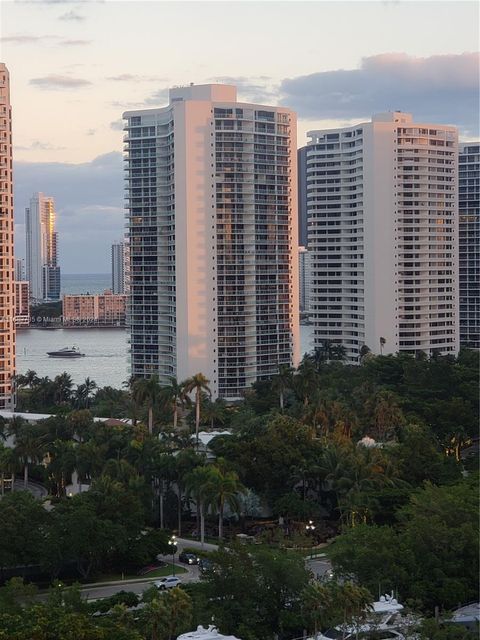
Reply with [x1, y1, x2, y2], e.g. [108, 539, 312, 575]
[298, 246, 312, 314]
[25, 193, 61, 302]
[0, 63, 15, 409]
[459, 143, 479, 349]
[124, 84, 299, 399]
[307, 112, 458, 362]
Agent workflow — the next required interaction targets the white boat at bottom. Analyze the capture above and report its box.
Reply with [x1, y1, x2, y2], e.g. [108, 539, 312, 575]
[312, 593, 418, 640]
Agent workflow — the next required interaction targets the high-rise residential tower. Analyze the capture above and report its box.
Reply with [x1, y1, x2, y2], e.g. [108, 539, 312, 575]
[459, 143, 479, 350]
[25, 193, 61, 302]
[0, 63, 15, 409]
[111, 240, 129, 294]
[298, 146, 308, 247]
[124, 84, 299, 399]
[298, 246, 312, 314]
[306, 112, 458, 362]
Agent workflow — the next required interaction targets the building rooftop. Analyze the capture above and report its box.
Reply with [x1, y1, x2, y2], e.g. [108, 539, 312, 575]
[0, 410, 132, 426]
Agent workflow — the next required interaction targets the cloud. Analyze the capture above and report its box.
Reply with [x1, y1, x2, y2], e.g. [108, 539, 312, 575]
[15, 141, 66, 151]
[143, 88, 170, 106]
[107, 74, 167, 83]
[30, 74, 92, 89]
[110, 120, 124, 131]
[14, 152, 124, 273]
[208, 76, 275, 103]
[16, 0, 104, 4]
[59, 9, 85, 20]
[1, 34, 56, 44]
[62, 39, 91, 46]
[1, 34, 90, 46]
[110, 100, 147, 110]
[280, 52, 480, 136]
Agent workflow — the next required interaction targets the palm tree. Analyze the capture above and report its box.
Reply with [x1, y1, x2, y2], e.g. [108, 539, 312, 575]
[294, 358, 319, 407]
[47, 439, 76, 497]
[339, 582, 373, 636]
[183, 373, 211, 445]
[205, 461, 246, 540]
[83, 377, 97, 409]
[365, 390, 404, 441]
[330, 343, 347, 361]
[16, 369, 39, 389]
[0, 444, 19, 495]
[160, 377, 186, 430]
[74, 384, 88, 409]
[320, 444, 397, 526]
[53, 372, 73, 405]
[271, 364, 294, 411]
[359, 344, 371, 364]
[379, 336, 386, 355]
[75, 440, 106, 489]
[174, 449, 203, 536]
[185, 465, 215, 548]
[12, 422, 45, 489]
[201, 397, 227, 429]
[132, 375, 161, 435]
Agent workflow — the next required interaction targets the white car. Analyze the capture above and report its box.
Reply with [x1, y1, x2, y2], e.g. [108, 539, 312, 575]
[154, 576, 181, 590]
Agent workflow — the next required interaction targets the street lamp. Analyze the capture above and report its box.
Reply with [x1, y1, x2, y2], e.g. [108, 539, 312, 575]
[306, 520, 316, 559]
[168, 535, 177, 577]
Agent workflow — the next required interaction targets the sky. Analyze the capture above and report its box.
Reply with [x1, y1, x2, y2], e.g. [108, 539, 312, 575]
[1, 0, 479, 273]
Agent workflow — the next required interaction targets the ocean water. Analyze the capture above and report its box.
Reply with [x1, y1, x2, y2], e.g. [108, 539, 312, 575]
[17, 328, 129, 389]
[61, 274, 111, 296]
[17, 325, 314, 390]
[17, 271, 315, 389]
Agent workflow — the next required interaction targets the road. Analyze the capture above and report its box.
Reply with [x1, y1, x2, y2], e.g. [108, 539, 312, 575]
[76, 538, 332, 601]
[79, 567, 200, 601]
[307, 557, 333, 580]
[174, 537, 219, 553]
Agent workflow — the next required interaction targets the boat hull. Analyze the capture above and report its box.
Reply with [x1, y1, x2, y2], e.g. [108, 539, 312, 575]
[47, 352, 85, 358]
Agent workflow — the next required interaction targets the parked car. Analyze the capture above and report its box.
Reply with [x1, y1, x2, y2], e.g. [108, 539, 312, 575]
[154, 576, 181, 590]
[179, 551, 199, 565]
[199, 558, 214, 573]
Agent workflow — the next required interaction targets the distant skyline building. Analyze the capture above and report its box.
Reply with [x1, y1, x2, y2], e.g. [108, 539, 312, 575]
[298, 146, 308, 246]
[0, 63, 15, 409]
[298, 246, 312, 314]
[124, 84, 299, 399]
[25, 192, 61, 302]
[111, 240, 129, 294]
[459, 142, 479, 349]
[63, 290, 127, 326]
[306, 112, 459, 362]
[15, 258, 25, 281]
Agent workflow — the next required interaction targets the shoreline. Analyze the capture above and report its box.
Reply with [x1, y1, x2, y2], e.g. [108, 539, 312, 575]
[18, 325, 126, 331]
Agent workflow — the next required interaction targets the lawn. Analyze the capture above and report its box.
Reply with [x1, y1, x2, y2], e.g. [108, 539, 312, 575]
[94, 563, 187, 583]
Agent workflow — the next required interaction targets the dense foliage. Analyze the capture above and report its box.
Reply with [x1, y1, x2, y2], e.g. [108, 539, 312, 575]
[0, 579, 192, 640]
[0, 350, 478, 637]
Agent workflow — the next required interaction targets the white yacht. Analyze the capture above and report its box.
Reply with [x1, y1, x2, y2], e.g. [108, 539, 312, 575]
[177, 626, 243, 640]
[312, 593, 417, 640]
